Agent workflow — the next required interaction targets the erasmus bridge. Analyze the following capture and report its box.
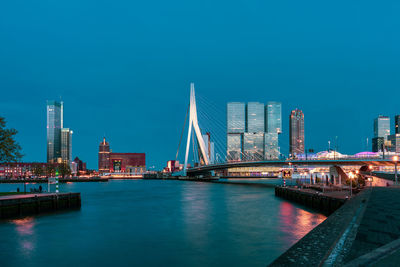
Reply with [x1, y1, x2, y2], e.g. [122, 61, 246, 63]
[179, 83, 399, 181]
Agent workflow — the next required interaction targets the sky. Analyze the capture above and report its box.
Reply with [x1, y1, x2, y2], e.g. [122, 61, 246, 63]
[1, 0, 400, 169]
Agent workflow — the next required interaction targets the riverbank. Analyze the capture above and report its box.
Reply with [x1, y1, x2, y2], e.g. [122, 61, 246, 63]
[0, 192, 81, 220]
[0, 177, 108, 183]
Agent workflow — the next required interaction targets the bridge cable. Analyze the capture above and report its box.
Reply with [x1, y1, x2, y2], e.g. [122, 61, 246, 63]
[175, 103, 190, 162]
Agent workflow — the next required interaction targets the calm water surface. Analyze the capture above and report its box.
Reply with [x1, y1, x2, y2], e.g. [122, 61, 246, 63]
[0, 180, 326, 266]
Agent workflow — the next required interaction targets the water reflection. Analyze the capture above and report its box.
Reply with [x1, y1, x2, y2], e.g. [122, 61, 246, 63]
[12, 217, 36, 256]
[278, 202, 326, 243]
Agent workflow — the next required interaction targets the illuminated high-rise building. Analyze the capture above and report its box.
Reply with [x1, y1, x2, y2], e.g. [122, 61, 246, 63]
[246, 102, 264, 133]
[98, 137, 110, 173]
[243, 132, 264, 161]
[374, 115, 390, 140]
[227, 102, 245, 161]
[395, 115, 400, 134]
[289, 109, 305, 156]
[47, 101, 63, 163]
[61, 128, 73, 164]
[266, 102, 282, 134]
[264, 133, 279, 160]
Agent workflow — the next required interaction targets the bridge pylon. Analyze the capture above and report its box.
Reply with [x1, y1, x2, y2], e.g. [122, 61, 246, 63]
[183, 83, 210, 176]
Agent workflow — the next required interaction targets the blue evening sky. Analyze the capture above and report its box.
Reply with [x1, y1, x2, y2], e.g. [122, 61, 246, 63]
[1, 0, 400, 169]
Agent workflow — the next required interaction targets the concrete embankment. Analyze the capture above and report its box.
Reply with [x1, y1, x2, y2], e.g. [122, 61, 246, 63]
[270, 189, 369, 266]
[0, 193, 81, 220]
[271, 187, 400, 266]
[275, 186, 347, 215]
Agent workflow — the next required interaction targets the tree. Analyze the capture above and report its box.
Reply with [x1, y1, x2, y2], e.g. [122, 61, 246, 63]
[59, 163, 71, 178]
[46, 164, 55, 177]
[0, 117, 23, 163]
[33, 164, 44, 177]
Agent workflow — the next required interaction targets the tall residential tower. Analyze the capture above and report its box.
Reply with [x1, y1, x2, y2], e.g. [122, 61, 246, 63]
[47, 101, 63, 163]
[98, 137, 110, 173]
[47, 100, 73, 165]
[289, 109, 305, 156]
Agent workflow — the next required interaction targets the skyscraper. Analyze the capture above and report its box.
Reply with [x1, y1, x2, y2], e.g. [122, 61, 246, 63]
[246, 102, 264, 132]
[227, 101, 282, 162]
[47, 101, 63, 163]
[374, 115, 390, 140]
[264, 133, 279, 160]
[98, 137, 110, 173]
[227, 102, 246, 133]
[289, 109, 305, 156]
[227, 102, 245, 161]
[243, 132, 264, 161]
[395, 115, 400, 134]
[61, 128, 72, 164]
[266, 102, 282, 134]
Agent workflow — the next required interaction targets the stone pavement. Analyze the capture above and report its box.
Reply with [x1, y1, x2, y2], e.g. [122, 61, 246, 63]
[270, 187, 400, 266]
[343, 187, 400, 265]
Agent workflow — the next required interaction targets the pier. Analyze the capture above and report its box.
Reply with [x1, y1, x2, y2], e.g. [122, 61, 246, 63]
[275, 186, 349, 215]
[0, 193, 81, 220]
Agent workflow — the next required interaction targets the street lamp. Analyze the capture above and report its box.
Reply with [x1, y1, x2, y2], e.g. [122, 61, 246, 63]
[349, 172, 354, 197]
[394, 156, 399, 185]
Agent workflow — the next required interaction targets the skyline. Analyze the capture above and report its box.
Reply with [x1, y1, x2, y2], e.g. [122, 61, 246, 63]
[2, 1, 400, 169]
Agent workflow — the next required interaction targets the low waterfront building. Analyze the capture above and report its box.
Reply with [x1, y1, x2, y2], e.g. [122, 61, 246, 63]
[289, 109, 305, 156]
[0, 162, 60, 178]
[73, 157, 87, 173]
[98, 138, 146, 175]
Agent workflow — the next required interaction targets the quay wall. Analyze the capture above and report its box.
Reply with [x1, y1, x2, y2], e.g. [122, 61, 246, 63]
[0, 178, 108, 183]
[275, 186, 347, 215]
[0, 193, 81, 220]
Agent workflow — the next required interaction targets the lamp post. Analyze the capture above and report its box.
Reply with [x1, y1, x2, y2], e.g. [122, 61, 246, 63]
[369, 165, 373, 187]
[349, 172, 354, 197]
[394, 156, 399, 186]
[321, 172, 325, 193]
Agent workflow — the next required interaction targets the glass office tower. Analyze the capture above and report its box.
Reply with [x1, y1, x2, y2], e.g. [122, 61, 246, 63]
[243, 133, 264, 161]
[264, 133, 279, 160]
[227, 102, 245, 161]
[395, 115, 400, 134]
[227, 102, 246, 133]
[246, 102, 264, 133]
[227, 134, 242, 161]
[374, 115, 390, 140]
[47, 101, 63, 163]
[266, 102, 282, 134]
[289, 109, 305, 156]
[61, 128, 72, 164]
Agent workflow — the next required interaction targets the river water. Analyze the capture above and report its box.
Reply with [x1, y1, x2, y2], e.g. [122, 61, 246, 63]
[0, 180, 325, 266]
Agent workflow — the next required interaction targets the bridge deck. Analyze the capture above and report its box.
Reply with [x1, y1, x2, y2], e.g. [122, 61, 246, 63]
[188, 159, 397, 174]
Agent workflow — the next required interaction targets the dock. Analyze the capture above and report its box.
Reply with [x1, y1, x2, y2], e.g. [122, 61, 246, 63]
[0, 193, 81, 220]
[275, 186, 349, 215]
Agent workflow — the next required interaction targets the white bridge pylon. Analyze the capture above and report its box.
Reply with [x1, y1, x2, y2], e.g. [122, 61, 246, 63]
[184, 83, 210, 175]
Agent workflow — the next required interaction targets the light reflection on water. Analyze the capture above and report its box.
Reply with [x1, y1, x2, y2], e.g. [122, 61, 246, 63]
[278, 202, 326, 243]
[0, 180, 326, 267]
[12, 217, 36, 257]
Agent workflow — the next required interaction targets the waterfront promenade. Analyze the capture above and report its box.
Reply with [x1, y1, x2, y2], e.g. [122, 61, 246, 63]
[270, 187, 400, 266]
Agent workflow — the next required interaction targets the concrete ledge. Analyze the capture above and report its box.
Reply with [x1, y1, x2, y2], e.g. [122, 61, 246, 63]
[269, 190, 370, 266]
[0, 193, 81, 220]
